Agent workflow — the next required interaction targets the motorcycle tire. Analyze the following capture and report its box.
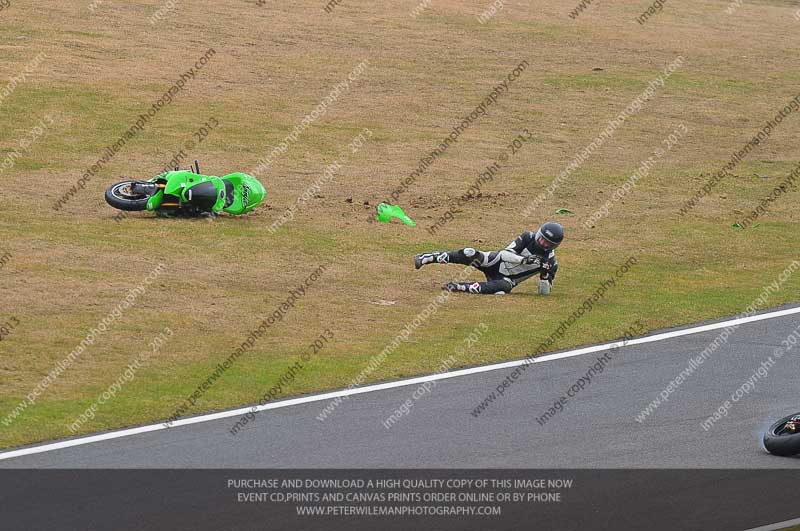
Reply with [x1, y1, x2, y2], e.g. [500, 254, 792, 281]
[105, 180, 151, 211]
[763, 413, 800, 456]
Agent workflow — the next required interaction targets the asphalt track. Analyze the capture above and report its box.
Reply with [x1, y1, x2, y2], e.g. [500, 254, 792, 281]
[2, 305, 800, 469]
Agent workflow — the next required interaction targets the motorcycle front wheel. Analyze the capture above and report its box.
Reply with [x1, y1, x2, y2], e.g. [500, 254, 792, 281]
[105, 180, 152, 211]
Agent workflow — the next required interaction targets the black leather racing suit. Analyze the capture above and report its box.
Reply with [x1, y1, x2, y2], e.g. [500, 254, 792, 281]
[423, 231, 559, 294]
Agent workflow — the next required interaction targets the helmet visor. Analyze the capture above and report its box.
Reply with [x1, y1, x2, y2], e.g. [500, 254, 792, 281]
[536, 232, 558, 251]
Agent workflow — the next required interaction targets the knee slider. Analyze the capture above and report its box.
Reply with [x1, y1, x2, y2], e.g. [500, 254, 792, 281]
[463, 248, 476, 257]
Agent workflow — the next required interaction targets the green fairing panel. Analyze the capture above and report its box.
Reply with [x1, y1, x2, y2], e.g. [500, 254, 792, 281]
[221, 172, 266, 215]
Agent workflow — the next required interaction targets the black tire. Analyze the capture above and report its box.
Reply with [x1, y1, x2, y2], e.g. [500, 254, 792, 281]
[105, 180, 151, 211]
[763, 413, 800, 456]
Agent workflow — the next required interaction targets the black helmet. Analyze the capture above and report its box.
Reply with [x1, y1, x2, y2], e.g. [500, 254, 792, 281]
[534, 222, 564, 251]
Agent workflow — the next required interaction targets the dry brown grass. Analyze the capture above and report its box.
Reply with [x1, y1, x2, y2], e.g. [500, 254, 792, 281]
[0, 0, 798, 447]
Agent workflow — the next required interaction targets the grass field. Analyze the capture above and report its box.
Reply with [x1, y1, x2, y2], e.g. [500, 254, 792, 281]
[1, 0, 799, 448]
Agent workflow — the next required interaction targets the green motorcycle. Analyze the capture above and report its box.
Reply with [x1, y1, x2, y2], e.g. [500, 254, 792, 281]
[105, 161, 265, 216]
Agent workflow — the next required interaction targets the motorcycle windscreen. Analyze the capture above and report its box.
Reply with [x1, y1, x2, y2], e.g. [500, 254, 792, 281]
[185, 180, 222, 210]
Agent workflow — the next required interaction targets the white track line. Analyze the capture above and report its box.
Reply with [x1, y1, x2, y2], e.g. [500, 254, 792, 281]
[2, 305, 799, 462]
[742, 516, 800, 531]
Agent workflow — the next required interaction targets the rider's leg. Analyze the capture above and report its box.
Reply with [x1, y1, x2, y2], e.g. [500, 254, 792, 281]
[441, 251, 517, 294]
[414, 247, 488, 269]
[416, 248, 514, 293]
[443, 277, 515, 295]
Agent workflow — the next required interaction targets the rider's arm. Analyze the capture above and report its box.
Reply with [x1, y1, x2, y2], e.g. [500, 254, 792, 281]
[540, 253, 558, 282]
[505, 231, 534, 254]
[498, 250, 526, 265]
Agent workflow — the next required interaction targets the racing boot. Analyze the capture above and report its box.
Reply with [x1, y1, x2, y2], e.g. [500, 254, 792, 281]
[414, 251, 449, 269]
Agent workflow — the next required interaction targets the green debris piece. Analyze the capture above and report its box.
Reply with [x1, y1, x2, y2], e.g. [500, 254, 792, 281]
[376, 203, 416, 226]
[733, 222, 760, 230]
[555, 208, 573, 215]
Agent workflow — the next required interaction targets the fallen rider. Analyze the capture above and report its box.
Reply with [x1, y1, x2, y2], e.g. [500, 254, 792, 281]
[413, 222, 563, 295]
